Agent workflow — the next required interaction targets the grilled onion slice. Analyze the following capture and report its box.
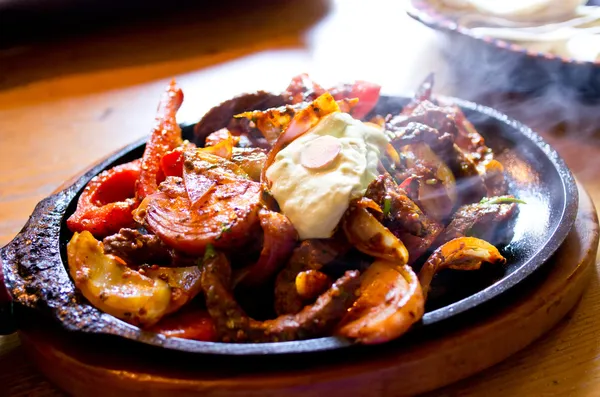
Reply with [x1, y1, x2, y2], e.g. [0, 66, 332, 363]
[67, 231, 202, 327]
[337, 260, 424, 344]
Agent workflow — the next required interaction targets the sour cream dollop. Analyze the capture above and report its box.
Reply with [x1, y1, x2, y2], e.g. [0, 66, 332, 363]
[266, 112, 389, 240]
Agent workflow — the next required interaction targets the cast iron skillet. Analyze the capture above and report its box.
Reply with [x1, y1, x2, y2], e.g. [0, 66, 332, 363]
[0, 94, 578, 355]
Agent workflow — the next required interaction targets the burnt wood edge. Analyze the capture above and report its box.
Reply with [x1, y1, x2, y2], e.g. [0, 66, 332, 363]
[0, 95, 579, 355]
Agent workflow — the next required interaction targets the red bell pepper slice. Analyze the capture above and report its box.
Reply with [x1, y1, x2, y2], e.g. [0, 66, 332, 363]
[284, 74, 380, 120]
[148, 309, 217, 341]
[161, 147, 185, 178]
[330, 80, 381, 120]
[67, 159, 141, 237]
[135, 80, 184, 200]
[284, 73, 326, 104]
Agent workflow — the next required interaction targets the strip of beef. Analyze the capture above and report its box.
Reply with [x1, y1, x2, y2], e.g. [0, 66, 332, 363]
[201, 249, 360, 343]
[447, 144, 488, 204]
[102, 228, 196, 267]
[388, 100, 459, 140]
[388, 121, 472, 182]
[366, 174, 443, 263]
[388, 121, 487, 205]
[479, 158, 508, 197]
[274, 237, 352, 315]
[387, 142, 457, 222]
[389, 121, 454, 152]
[436, 196, 519, 246]
[391, 98, 488, 161]
[193, 91, 288, 148]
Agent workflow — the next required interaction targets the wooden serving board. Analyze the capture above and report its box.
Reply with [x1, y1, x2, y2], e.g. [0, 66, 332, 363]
[17, 182, 598, 397]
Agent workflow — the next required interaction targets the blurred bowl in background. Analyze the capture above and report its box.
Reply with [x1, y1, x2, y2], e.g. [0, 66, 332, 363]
[407, 0, 600, 104]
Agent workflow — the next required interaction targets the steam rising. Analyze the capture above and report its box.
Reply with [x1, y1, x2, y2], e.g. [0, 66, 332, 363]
[440, 33, 600, 137]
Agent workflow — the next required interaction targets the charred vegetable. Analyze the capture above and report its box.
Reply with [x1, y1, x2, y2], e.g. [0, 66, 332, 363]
[418, 237, 506, 299]
[201, 248, 360, 342]
[337, 260, 424, 344]
[343, 202, 409, 265]
[67, 231, 202, 327]
[67, 160, 141, 237]
[136, 80, 184, 200]
[136, 151, 262, 255]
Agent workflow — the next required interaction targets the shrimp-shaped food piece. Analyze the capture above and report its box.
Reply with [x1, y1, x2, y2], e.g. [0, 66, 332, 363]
[418, 237, 506, 300]
[337, 260, 424, 344]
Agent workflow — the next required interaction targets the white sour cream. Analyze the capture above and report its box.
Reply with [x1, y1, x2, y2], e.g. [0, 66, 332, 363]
[266, 112, 389, 240]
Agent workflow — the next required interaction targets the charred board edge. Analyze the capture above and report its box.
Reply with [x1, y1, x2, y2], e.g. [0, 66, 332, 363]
[0, 94, 579, 355]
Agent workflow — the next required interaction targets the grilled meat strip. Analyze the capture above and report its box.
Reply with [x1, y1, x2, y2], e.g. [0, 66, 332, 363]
[366, 174, 443, 263]
[103, 228, 197, 267]
[436, 196, 519, 245]
[201, 249, 360, 343]
[274, 238, 352, 315]
[193, 91, 287, 147]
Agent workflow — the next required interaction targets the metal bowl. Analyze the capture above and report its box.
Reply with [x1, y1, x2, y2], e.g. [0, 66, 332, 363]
[407, 0, 600, 102]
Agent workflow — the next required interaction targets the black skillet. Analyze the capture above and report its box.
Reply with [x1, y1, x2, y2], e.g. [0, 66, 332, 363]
[0, 93, 578, 355]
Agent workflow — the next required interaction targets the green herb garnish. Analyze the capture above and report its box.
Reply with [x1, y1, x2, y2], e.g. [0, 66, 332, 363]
[383, 197, 392, 216]
[480, 196, 527, 205]
[202, 244, 217, 263]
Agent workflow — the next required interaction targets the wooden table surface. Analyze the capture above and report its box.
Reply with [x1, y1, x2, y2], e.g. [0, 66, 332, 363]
[1, 0, 600, 395]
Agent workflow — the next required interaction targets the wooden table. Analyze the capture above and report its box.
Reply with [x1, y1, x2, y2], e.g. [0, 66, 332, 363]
[1, 0, 599, 395]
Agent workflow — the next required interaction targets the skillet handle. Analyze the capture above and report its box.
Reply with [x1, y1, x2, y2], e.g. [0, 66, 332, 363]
[0, 255, 16, 335]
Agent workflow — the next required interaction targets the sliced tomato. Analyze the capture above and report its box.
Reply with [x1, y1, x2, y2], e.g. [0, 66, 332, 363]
[67, 160, 141, 237]
[161, 147, 185, 178]
[148, 309, 217, 341]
